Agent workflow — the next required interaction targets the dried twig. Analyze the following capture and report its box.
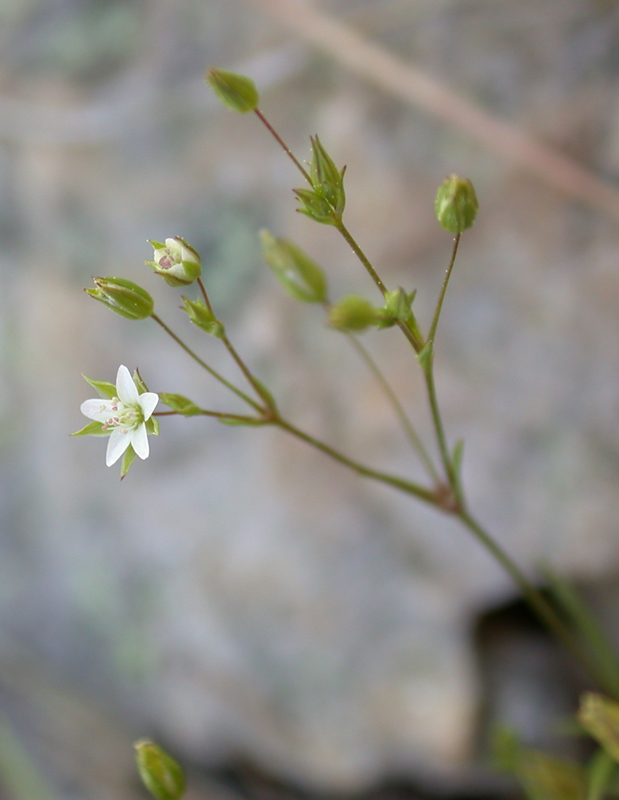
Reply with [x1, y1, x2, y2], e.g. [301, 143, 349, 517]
[241, 0, 619, 220]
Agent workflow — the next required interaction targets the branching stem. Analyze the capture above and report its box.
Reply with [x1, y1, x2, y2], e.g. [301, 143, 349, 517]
[197, 279, 275, 410]
[151, 314, 263, 412]
[345, 333, 439, 484]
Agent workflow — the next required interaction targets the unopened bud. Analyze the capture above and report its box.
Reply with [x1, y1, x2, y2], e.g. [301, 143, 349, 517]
[435, 175, 478, 234]
[206, 67, 259, 113]
[379, 287, 416, 326]
[329, 295, 378, 332]
[260, 230, 328, 303]
[135, 740, 186, 800]
[308, 136, 346, 219]
[180, 296, 225, 337]
[86, 277, 154, 320]
[147, 237, 201, 287]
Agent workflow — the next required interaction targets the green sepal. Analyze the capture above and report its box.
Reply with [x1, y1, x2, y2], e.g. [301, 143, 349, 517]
[132, 369, 150, 394]
[294, 188, 339, 226]
[82, 376, 117, 399]
[417, 341, 434, 371]
[145, 416, 160, 436]
[120, 446, 136, 480]
[206, 67, 259, 113]
[180, 296, 225, 337]
[71, 421, 107, 437]
[260, 230, 328, 304]
[586, 749, 617, 800]
[159, 393, 202, 417]
[308, 136, 346, 218]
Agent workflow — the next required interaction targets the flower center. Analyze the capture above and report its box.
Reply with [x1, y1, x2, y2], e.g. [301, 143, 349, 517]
[101, 398, 143, 432]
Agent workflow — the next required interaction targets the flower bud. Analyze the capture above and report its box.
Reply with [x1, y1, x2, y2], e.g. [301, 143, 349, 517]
[180, 296, 225, 338]
[379, 287, 416, 327]
[206, 67, 259, 113]
[329, 295, 378, 332]
[434, 175, 478, 234]
[308, 136, 346, 219]
[85, 277, 154, 320]
[260, 230, 328, 303]
[135, 740, 186, 800]
[147, 237, 201, 287]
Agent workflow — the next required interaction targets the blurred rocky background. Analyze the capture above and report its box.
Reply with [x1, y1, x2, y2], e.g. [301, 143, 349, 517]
[2, 0, 619, 797]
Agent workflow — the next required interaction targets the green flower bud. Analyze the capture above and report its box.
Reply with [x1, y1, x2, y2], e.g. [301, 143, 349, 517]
[578, 693, 619, 763]
[378, 287, 417, 327]
[308, 136, 346, 219]
[434, 175, 478, 234]
[260, 230, 328, 303]
[135, 740, 186, 800]
[329, 295, 378, 332]
[147, 237, 202, 287]
[85, 277, 154, 320]
[180, 296, 225, 337]
[206, 67, 259, 113]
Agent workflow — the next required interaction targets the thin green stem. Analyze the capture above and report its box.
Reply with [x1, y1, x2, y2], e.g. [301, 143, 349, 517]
[275, 417, 437, 505]
[336, 221, 388, 295]
[154, 409, 262, 423]
[428, 234, 461, 344]
[249, 107, 603, 685]
[278, 407, 601, 685]
[197, 279, 275, 410]
[345, 333, 440, 484]
[254, 108, 311, 183]
[151, 314, 263, 412]
[458, 510, 600, 683]
[424, 365, 455, 487]
[252, 108, 425, 354]
[336, 222, 424, 352]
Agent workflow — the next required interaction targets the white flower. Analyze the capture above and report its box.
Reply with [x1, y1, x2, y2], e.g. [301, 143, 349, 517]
[147, 236, 201, 287]
[80, 365, 159, 466]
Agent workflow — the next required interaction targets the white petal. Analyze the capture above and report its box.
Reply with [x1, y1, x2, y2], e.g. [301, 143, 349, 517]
[115, 365, 139, 404]
[138, 392, 159, 421]
[106, 427, 131, 466]
[81, 398, 113, 421]
[131, 423, 149, 460]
